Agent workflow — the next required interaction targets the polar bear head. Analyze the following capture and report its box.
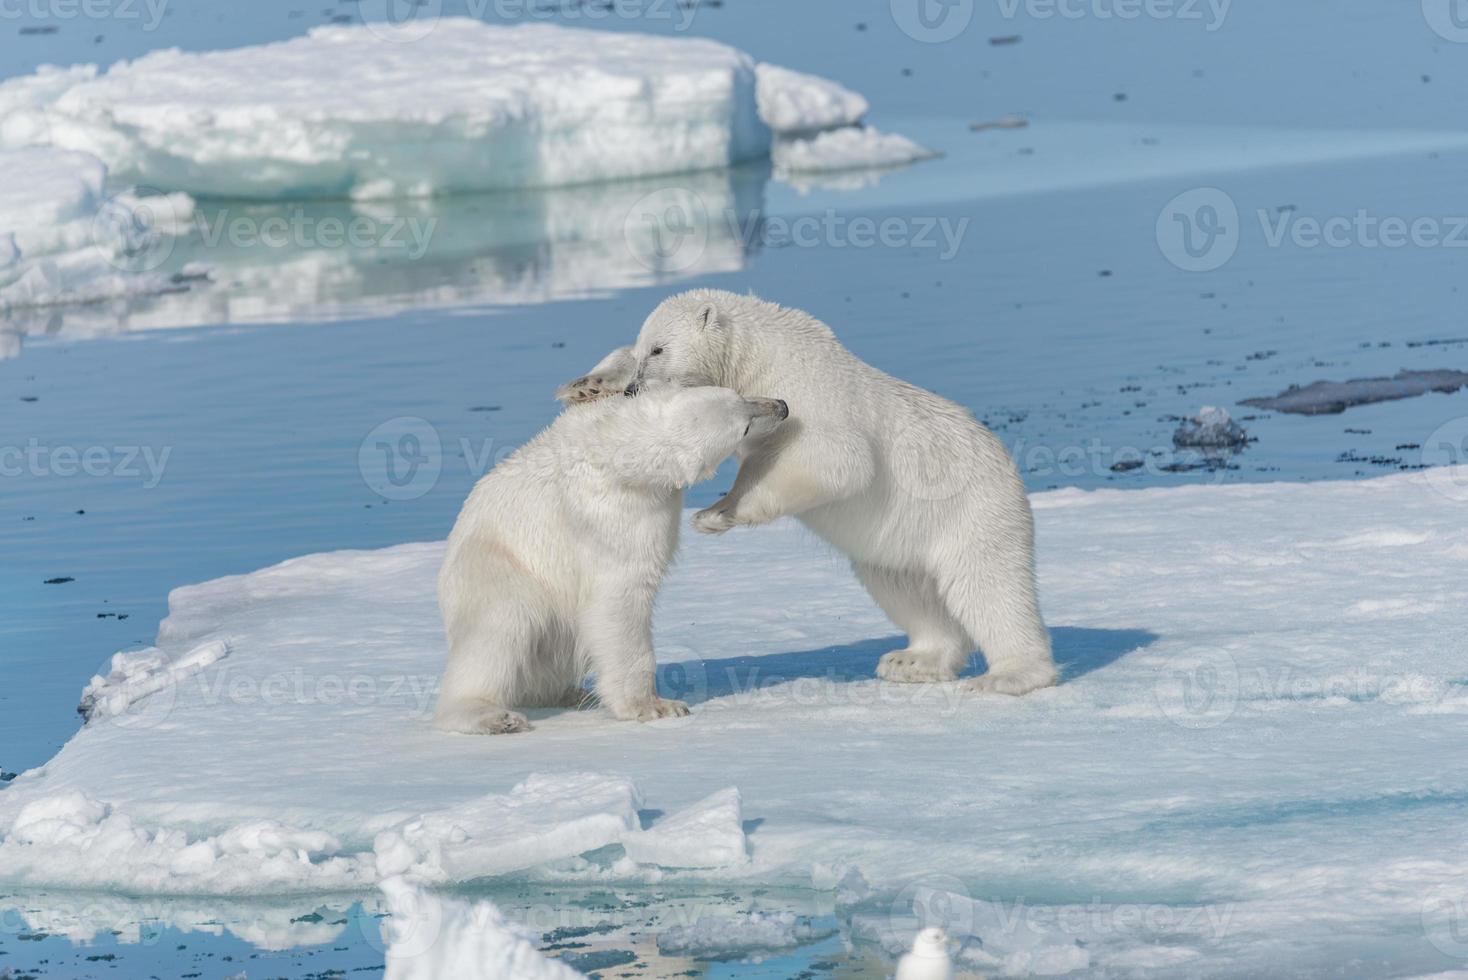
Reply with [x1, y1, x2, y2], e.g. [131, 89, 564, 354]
[623, 291, 734, 392]
[611, 385, 787, 490]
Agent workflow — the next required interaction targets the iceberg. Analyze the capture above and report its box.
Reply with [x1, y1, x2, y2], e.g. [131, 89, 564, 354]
[0, 20, 921, 201]
[6, 468, 1467, 973]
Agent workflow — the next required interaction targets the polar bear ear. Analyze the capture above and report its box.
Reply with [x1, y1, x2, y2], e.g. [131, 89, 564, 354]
[695, 302, 720, 330]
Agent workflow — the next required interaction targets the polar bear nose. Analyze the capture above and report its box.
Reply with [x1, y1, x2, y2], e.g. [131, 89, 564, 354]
[623, 381, 641, 397]
[774, 399, 789, 420]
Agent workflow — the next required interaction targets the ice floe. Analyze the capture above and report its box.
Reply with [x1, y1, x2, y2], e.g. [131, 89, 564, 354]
[4, 468, 1468, 973]
[0, 21, 915, 201]
[380, 877, 585, 980]
[773, 126, 936, 175]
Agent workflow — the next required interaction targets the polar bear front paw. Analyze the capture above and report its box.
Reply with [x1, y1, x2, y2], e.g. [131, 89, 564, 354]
[692, 505, 737, 535]
[621, 697, 691, 723]
[556, 374, 624, 405]
[877, 649, 958, 684]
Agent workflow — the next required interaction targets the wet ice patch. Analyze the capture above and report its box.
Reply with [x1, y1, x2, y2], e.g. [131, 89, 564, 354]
[1241, 369, 1468, 415]
[656, 909, 833, 957]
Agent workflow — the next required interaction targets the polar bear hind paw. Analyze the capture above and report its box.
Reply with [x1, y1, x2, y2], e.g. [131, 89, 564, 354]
[621, 697, 690, 722]
[876, 649, 959, 683]
[436, 704, 532, 735]
[961, 665, 1058, 696]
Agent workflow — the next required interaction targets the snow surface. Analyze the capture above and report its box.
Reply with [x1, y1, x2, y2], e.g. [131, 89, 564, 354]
[0, 21, 912, 200]
[4, 468, 1468, 973]
[0, 148, 197, 312]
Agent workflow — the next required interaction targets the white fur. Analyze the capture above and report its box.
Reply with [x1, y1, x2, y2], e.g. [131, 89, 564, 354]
[561, 290, 1057, 695]
[436, 385, 786, 734]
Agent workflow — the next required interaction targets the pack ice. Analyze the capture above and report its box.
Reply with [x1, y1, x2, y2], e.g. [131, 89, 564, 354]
[0, 20, 928, 201]
[3, 468, 1468, 974]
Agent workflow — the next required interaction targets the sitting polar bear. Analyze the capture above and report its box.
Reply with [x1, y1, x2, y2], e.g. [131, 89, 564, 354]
[559, 290, 1056, 696]
[436, 385, 788, 734]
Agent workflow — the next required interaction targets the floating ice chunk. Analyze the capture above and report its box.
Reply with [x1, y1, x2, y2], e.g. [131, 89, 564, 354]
[0, 148, 198, 312]
[656, 910, 833, 957]
[1172, 405, 1249, 448]
[773, 127, 936, 174]
[0, 791, 372, 894]
[1240, 369, 1468, 415]
[77, 639, 229, 723]
[379, 877, 585, 980]
[0, 22, 928, 199]
[621, 787, 748, 869]
[755, 64, 868, 135]
[371, 773, 642, 882]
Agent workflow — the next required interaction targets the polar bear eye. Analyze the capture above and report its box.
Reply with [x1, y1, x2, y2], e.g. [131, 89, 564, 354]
[650, 346, 664, 356]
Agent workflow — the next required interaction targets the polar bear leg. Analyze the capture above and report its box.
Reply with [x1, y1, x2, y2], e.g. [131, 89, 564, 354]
[940, 561, 1058, 696]
[434, 601, 541, 734]
[580, 589, 689, 723]
[856, 563, 971, 683]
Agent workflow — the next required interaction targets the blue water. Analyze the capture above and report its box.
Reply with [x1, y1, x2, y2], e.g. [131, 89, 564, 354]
[5, 1, 1468, 977]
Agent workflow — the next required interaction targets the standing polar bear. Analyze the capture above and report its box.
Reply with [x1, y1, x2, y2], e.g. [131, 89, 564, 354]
[559, 290, 1056, 696]
[436, 385, 788, 734]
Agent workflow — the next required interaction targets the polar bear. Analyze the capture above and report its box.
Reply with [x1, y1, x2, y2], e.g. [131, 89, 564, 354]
[558, 290, 1056, 696]
[435, 385, 788, 734]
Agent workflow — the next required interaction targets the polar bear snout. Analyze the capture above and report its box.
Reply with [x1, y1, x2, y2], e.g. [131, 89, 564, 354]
[742, 397, 789, 440]
[748, 397, 789, 421]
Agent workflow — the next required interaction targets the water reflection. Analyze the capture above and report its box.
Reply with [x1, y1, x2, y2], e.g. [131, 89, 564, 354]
[0, 164, 772, 360]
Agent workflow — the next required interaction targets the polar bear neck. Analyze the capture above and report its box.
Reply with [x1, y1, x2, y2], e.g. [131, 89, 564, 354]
[717, 299, 846, 397]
